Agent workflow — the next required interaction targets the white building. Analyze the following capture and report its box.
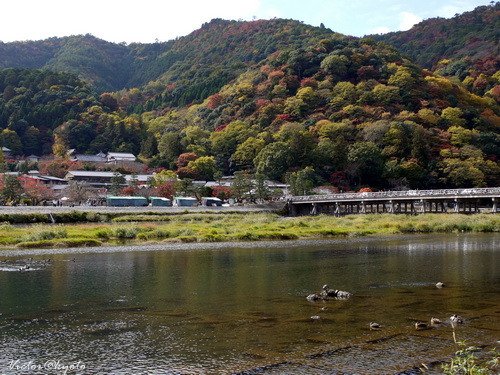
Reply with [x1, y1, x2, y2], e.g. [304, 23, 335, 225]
[107, 152, 136, 162]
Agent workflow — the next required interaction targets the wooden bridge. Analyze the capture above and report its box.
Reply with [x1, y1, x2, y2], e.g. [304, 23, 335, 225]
[286, 188, 500, 216]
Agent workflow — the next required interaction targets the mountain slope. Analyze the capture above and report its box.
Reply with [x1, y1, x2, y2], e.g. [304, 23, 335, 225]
[0, 35, 134, 91]
[128, 19, 340, 108]
[373, 2, 499, 71]
[0, 19, 337, 98]
[137, 31, 498, 189]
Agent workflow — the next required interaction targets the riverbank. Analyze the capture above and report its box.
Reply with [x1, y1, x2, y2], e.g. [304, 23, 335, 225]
[0, 204, 282, 224]
[0, 212, 498, 250]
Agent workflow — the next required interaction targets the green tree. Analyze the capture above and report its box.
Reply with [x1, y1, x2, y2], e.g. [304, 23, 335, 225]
[274, 122, 315, 166]
[382, 122, 411, 158]
[371, 84, 400, 105]
[210, 120, 256, 172]
[231, 171, 253, 202]
[286, 166, 315, 196]
[254, 142, 294, 181]
[0, 149, 5, 172]
[1, 129, 22, 155]
[175, 178, 194, 196]
[441, 107, 466, 127]
[231, 137, 266, 170]
[23, 126, 41, 155]
[321, 54, 349, 79]
[313, 138, 348, 174]
[181, 126, 211, 155]
[254, 173, 271, 202]
[187, 156, 218, 180]
[152, 170, 177, 186]
[417, 108, 439, 125]
[109, 173, 126, 195]
[1, 174, 23, 204]
[158, 131, 183, 168]
[448, 126, 478, 147]
[140, 133, 158, 158]
[387, 66, 416, 90]
[347, 142, 385, 187]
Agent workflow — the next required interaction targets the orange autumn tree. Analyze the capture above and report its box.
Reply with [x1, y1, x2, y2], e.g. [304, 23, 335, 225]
[18, 176, 55, 205]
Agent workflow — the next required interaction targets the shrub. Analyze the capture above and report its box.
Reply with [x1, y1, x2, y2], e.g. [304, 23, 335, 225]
[113, 227, 138, 239]
[23, 226, 67, 242]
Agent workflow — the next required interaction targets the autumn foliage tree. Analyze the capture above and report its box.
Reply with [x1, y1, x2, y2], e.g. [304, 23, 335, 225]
[18, 176, 54, 204]
[211, 185, 232, 201]
[156, 181, 176, 199]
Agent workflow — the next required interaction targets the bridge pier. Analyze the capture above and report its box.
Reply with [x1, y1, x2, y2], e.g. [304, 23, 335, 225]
[388, 200, 394, 213]
[334, 202, 340, 217]
[493, 198, 498, 213]
[421, 199, 426, 213]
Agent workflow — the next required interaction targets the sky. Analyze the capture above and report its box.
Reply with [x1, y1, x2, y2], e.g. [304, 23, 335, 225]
[0, 0, 494, 43]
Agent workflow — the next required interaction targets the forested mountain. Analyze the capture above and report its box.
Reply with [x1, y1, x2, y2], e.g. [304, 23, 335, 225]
[0, 19, 336, 97]
[0, 69, 97, 155]
[131, 32, 498, 190]
[0, 35, 132, 91]
[373, 2, 499, 97]
[373, 3, 499, 70]
[129, 19, 339, 108]
[0, 5, 499, 190]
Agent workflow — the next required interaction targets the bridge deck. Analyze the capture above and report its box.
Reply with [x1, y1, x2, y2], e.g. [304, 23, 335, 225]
[289, 188, 500, 204]
[287, 188, 500, 216]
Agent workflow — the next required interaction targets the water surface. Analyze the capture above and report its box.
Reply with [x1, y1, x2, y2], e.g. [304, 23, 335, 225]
[0, 234, 498, 374]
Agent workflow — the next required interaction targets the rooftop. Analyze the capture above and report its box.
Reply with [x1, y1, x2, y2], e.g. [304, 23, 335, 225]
[66, 171, 119, 178]
[125, 174, 153, 182]
[72, 154, 107, 162]
[107, 152, 136, 158]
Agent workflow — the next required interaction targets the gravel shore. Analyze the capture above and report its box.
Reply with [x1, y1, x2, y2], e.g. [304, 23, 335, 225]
[0, 204, 282, 215]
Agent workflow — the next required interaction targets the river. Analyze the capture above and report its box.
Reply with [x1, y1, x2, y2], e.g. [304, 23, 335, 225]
[0, 234, 498, 374]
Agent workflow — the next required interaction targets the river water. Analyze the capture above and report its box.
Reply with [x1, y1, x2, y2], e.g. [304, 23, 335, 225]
[0, 234, 498, 374]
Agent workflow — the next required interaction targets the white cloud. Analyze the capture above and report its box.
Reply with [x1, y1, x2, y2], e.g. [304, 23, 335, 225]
[399, 11, 422, 30]
[436, 0, 489, 18]
[439, 5, 462, 17]
[0, 0, 262, 43]
[369, 26, 391, 34]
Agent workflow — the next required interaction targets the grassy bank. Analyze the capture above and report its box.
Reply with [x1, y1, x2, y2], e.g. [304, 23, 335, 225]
[0, 213, 498, 249]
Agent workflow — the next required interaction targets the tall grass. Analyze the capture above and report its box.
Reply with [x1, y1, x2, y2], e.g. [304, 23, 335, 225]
[0, 213, 498, 249]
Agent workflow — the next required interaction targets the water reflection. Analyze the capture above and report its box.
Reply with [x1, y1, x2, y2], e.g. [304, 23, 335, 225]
[0, 234, 498, 374]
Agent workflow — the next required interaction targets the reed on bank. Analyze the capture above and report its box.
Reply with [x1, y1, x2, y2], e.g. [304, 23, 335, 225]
[0, 213, 498, 249]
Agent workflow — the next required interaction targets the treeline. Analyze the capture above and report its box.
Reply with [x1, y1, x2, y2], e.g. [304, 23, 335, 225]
[374, 2, 499, 70]
[138, 34, 499, 190]
[0, 69, 96, 155]
[0, 18, 336, 98]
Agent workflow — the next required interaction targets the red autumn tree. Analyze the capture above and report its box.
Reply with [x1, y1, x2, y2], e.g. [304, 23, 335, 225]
[358, 187, 373, 193]
[176, 166, 197, 179]
[156, 181, 176, 199]
[212, 186, 232, 201]
[120, 186, 137, 196]
[39, 159, 83, 178]
[329, 171, 350, 192]
[206, 93, 223, 110]
[18, 176, 54, 205]
[176, 152, 198, 168]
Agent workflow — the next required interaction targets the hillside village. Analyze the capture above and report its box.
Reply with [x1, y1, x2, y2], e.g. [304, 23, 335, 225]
[0, 149, 290, 206]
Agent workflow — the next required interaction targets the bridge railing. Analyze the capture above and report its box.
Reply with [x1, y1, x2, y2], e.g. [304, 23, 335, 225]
[290, 187, 500, 202]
